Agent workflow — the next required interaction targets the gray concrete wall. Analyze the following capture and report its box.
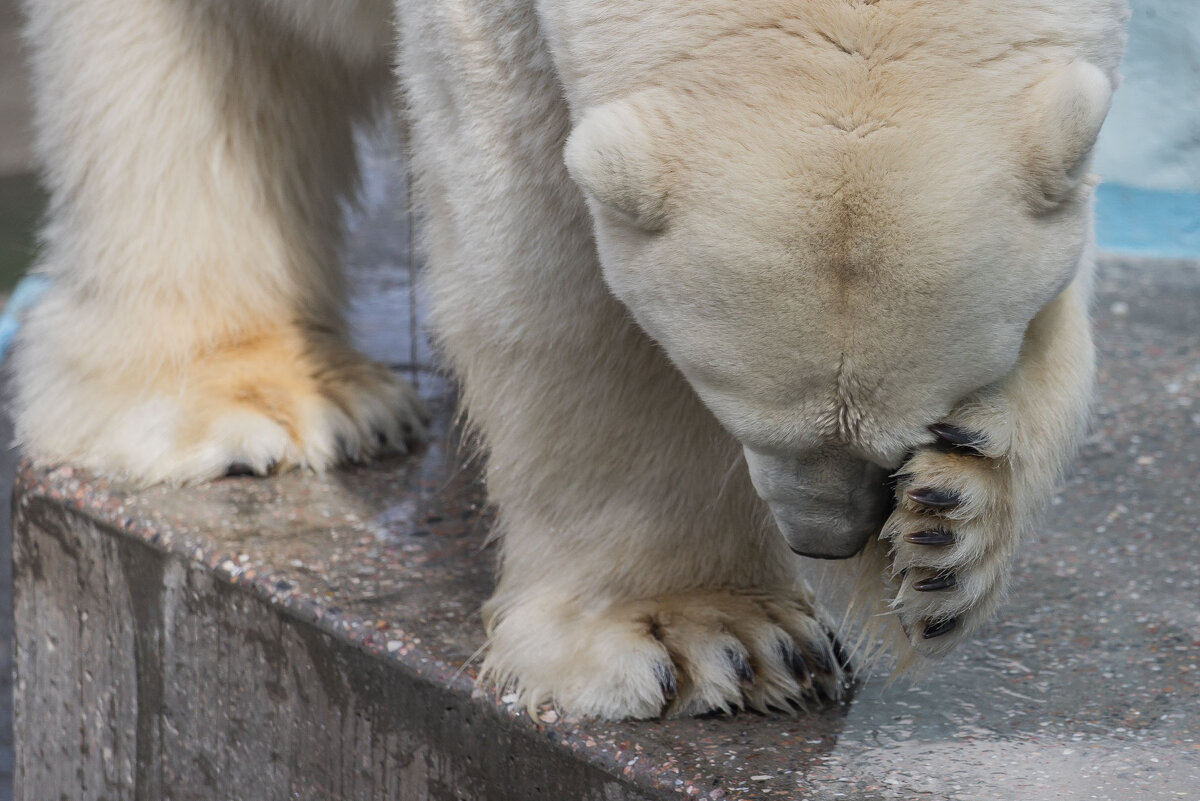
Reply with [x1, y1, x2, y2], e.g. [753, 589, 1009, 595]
[13, 495, 659, 801]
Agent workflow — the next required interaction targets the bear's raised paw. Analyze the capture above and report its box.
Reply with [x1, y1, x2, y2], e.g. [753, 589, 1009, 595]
[882, 392, 1027, 656]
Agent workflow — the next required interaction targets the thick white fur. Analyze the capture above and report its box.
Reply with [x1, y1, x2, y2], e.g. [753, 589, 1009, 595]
[15, 0, 426, 483]
[18, 0, 1126, 718]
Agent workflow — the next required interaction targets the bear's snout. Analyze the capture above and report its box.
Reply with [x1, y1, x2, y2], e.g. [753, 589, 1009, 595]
[744, 446, 893, 559]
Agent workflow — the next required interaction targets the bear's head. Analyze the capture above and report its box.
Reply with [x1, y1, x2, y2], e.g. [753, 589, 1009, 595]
[566, 60, 1112, 558]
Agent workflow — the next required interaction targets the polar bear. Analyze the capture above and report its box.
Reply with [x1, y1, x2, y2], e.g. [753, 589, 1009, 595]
[16, 0, 1127, 718]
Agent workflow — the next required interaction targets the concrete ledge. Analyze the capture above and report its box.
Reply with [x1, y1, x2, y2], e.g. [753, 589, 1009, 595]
[12, 256, 1200, 801]
[14, 476, 653, 800]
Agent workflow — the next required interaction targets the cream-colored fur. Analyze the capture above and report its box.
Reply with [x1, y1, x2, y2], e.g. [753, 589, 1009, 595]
[14, 0, 426, 483]
[18, 0, 1126, 718]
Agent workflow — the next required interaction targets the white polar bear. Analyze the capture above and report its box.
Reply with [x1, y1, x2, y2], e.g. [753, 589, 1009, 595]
[16, 0, 1127, 718]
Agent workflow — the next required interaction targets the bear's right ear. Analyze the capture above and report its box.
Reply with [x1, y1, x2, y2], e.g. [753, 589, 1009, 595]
[564, 100, 670, 231]
[1026, 60, 1114, 209]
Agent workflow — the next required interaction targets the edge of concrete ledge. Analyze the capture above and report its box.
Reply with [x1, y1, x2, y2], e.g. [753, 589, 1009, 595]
[11, 464, 678, 801]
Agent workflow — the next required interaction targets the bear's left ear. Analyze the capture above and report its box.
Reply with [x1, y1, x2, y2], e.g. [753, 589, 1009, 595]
[564, 99, 670, 231]
[1026, 60, 1114, 209]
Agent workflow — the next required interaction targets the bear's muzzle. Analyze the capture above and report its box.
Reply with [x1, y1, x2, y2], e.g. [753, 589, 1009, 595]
[744, 446, 892, 559]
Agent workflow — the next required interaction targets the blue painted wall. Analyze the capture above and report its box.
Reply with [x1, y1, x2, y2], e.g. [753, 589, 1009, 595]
[1093, 0, 1199, 257]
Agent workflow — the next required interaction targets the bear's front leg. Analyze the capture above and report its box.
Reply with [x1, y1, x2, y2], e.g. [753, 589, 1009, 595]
[877, 274, 1096, 657]
[14, 0, 425, 483]
[460, 295, 846, 719]
[401, 0, 847, 719]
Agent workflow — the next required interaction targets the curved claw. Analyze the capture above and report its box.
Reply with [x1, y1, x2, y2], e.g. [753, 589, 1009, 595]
[913, 573, 957, 592]
[776, 640, 810, 683]
[726, 646, 756, 685]
[922, 618, 958, 639]
[807, 643, 836, 676]
[907, 487, 961, 510]
[904, 529, 956, 546]
[654, 662, 678, 702]
[929, 423, 987, 457]
[824, 627, 854, 670]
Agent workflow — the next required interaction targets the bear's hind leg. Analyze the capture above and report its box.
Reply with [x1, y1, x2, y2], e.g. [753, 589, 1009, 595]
[14, 0, 425, 483]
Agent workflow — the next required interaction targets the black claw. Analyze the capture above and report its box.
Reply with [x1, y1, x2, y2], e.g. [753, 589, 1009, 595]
[826, 630, 853, 670]
[726, 647, 755, 684]
[904, 529, 956, 546]
[224, 462, 256, 478]
[913, 573, 958, 592]
[922, 618, 958, 639]
[777, 640, 810, 683]
[929, 423, 987, 456]
[695, 707, 732, 720]
[808, 645, 835, 676]
[400, 422, 424, 452]
[654, 662, 678, 701]
[376, 430, 388, 447]
[907, 487, 961, 510]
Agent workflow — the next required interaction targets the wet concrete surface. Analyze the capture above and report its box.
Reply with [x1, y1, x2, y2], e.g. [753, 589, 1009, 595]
[11, 249, 1199, 800]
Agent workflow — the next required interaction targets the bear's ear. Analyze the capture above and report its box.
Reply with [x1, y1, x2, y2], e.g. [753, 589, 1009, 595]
[1026, 60, 1113, 209]
[564, 100, 670, 231]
